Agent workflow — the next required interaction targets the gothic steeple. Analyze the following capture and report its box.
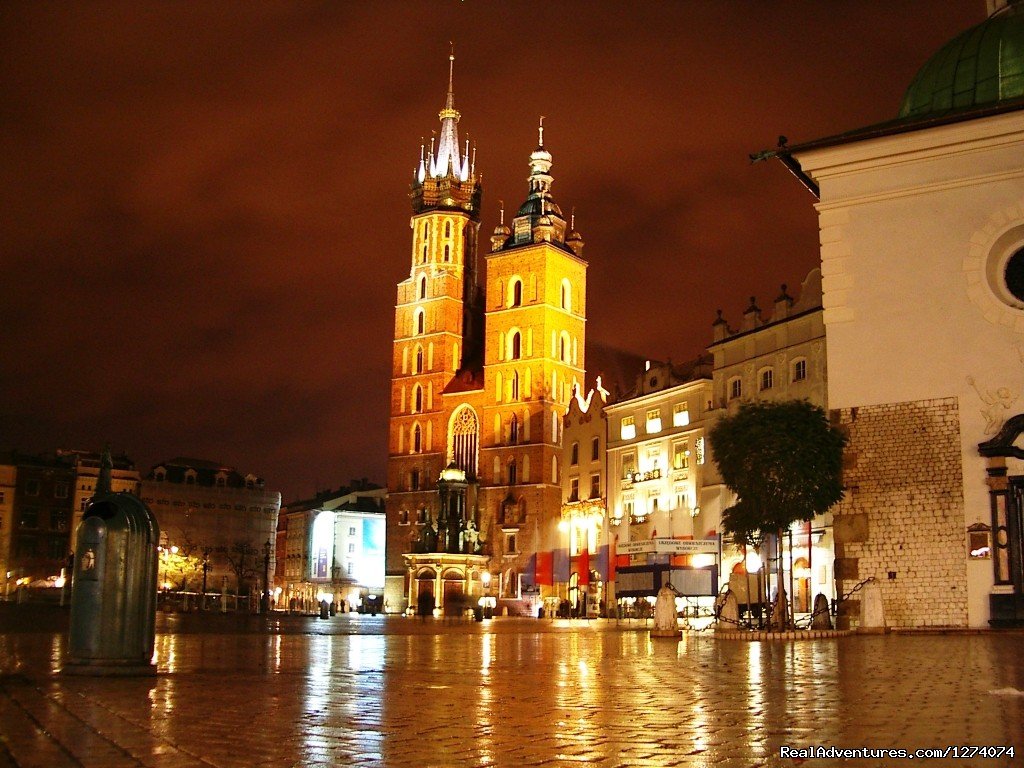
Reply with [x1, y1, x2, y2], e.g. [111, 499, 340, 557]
[410, 50, 480, 216]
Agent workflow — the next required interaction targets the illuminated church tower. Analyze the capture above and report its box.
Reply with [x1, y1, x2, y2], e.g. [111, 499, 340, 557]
[385, 57, 587, 613]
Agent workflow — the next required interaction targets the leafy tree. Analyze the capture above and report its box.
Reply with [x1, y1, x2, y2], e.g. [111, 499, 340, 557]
[710, 400, 846, 627]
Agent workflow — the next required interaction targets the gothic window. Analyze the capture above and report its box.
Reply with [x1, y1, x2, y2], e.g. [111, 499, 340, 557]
[419, 276, 427, 299]
[509, 414, 519, 444]
[445, 220, 451, 238]
[510, 331, 522, 360]
[421, 245, 427, 264]
[561, 279, 571, 311]
[413, 385, 423, 413]
[444, 244, 450, 262]
[415, 346, 424, 373]
[559, 335, 568, 362]
[508, 461, 517, 486]
[510, 278, 523, 307]
[413, 424, 422, 453]
[410, 470, 420, 491]
[511, 371, 520, 401]
[449, 406, 479, 478]
[414, 309, 425, 336]
[591, 436, 600, 461]
[570, 442, 579, 466]
[569, 477, 579, 502]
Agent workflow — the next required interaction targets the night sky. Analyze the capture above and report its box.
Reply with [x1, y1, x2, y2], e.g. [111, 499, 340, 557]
[1, 2, 982, 501]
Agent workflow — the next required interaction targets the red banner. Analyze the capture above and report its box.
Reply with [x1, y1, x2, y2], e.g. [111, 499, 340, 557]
[536, 550, 553, 586]
[578, 548, 590, 586]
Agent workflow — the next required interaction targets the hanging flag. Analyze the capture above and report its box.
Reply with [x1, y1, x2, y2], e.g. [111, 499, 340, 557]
[553, 548, 570, 583]
[608, 538, 616, 583]
[522, 553, 537, 587]
[536, 551, 553, 586]
[594, 544, 608, 582]
[578, 547, 590, 586]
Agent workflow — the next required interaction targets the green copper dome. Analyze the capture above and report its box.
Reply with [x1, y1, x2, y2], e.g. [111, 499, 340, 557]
[899, 2, 1024, 120]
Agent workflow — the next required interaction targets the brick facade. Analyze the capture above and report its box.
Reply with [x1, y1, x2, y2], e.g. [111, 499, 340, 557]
[832, 398, 968, 627]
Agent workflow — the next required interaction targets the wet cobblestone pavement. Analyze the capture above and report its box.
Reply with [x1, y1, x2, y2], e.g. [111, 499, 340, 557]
[0, 608, 1022, 767]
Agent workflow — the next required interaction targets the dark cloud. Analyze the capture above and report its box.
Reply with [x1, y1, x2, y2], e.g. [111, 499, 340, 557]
[0, 1, 982, 499]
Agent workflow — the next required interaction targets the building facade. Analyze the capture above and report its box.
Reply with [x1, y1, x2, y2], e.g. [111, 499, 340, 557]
[279, 483, 386, 612]
[1, 452, 75, 589]
[385, 58, 588, 613]
[139, 457, 281, 599]
[707, 269, 833, 613]
[784, 0, 1024, 627]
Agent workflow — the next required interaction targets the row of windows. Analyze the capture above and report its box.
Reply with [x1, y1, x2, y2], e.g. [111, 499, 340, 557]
[728, 358, 809, 400]
[620, 403, 689, 440]
[16, 507, 69, 531]
[500, 276, 573, 312]
[567, 473, 602, 502]
[20, 479, 70, 498]
[569, 437, 601, 466]
[619, 438, 705, 478]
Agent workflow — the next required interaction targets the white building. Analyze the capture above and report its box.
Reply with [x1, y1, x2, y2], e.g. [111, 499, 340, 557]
[780, 0, 1024, 627]
[281, 484, 387, 612]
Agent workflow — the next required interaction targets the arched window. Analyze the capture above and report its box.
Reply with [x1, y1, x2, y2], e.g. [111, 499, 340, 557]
[423, 220, 430, 238]
[591, 436, 600, 461]
[419, 275, 427, 299]
[510, 331, 522, 360]
[511, 370, 520, 401]
[509, 414, 519, 444]
[449, 406, 480, 477]
[445, 220, 451, 238]
[561, 279, 571, 311]
[413, 424, 422, 453]
[444, 244, 450, 262]
[421, 245, 427, 263]
[508, 461, 517, 486]
[413, 385, 423, 413]
[510, 278, 523, 307]
[414, 309, 425, 336]
[415, 346, 424, 373]
[570, 442, 579, 466]
[559, 334, 568, 362]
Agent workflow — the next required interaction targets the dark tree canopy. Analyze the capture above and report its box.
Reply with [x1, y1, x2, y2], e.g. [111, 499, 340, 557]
[709, 400, 846, 545]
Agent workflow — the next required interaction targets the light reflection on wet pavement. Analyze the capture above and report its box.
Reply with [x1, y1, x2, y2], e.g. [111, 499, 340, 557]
[0, 609, 1022, 767]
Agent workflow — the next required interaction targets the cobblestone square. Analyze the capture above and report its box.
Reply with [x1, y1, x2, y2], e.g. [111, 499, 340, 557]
[1, 609, 1022, 767]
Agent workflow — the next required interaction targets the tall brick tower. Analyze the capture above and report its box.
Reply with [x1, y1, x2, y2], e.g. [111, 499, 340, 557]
[385, 60, 587, 613]
[386, 52, 481, 576]
[480, 119, 587, 595]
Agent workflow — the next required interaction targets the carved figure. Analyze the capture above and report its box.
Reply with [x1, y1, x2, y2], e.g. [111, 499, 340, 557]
[967, 375, 1018, 435]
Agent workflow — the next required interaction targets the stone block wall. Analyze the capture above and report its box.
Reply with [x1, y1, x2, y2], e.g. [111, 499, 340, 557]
[832, 397, 967, 627]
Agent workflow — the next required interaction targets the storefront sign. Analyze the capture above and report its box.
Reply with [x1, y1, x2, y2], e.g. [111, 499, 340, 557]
[617, 537, 718, 555]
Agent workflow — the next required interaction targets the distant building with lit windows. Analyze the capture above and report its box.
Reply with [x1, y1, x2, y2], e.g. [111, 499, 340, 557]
[385, 55, 588, 614]
[706, 268, 832, 613]
[603, 357, 725, 614]
[279, 482, 386, 612]
[139, 457, 281, 597]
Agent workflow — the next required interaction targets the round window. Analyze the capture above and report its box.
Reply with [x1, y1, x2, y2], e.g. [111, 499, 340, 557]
[1005, 248, 1024, 303]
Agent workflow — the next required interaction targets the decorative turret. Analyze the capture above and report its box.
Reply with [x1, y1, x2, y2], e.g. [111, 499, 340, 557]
[566, 208, 584, 258]
[742, 296, 762, 331]
[491, 201, 511, 252]
[503, 117, 573, 250]
[410, 50, 481, 216]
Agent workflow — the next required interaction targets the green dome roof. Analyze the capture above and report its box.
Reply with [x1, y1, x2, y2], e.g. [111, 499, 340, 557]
[899, 3, 1024, 120]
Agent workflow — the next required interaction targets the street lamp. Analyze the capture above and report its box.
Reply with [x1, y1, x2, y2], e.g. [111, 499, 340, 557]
[201, 547, 211, 611]
[261, 539, 271, 615]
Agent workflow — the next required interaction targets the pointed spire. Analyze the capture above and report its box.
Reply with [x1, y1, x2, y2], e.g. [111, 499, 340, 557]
[538, 115, 545, 148]
[499, 200, 505, 226]
[434, 47, 462, 179]
[446, 43, 455, 110]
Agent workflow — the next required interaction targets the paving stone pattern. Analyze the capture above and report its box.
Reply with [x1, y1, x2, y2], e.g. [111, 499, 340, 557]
[0, 614, 1022, 767]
